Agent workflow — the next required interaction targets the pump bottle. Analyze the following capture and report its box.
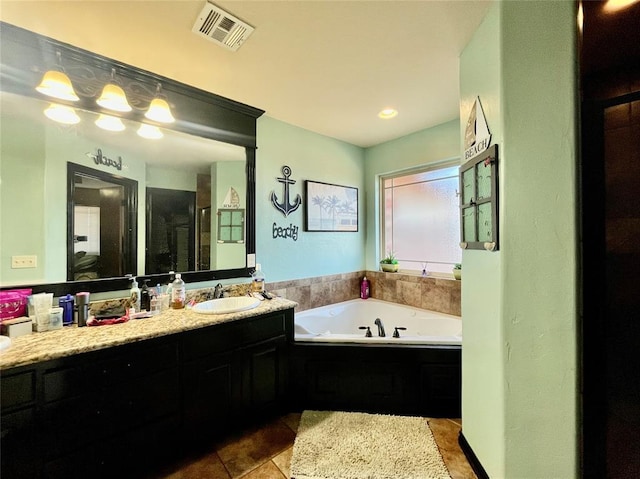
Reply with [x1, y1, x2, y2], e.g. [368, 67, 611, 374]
[129, 276, 141, 312]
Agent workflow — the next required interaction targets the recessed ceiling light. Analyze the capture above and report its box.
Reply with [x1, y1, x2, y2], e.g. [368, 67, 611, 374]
[378, 108, 398, 119]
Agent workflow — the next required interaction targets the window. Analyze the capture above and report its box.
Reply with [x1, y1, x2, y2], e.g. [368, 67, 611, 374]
[217, 209, 245, 243]
[381, 162, 461, 275]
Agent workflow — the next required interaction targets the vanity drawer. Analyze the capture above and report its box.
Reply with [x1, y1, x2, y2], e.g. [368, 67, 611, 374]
[1, 370, 35, 410]
[43, 339, 177, 402]
[89, 340, 177, 386]
[181, 312, 286, 360]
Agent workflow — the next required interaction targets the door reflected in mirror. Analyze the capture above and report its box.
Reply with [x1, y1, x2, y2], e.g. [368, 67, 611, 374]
[69, 164, 137, 281]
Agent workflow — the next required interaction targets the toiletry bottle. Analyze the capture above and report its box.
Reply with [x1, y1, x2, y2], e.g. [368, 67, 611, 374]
[251, 264, 265, 293]
[75, 292, 90, 327]
[59, 294, 74, 326]
[129, 276, 141, 312]
[165, 271, 175, 296]
[360, 276, 370, 300]
[140, 279, 151, 312]
[170, 273, 186, 309]
[150, 292, 159, 315]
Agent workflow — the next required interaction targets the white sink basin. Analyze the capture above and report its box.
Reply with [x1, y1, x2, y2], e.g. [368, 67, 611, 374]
[0, 335, 11, 351]
[192, 296, 261, 315]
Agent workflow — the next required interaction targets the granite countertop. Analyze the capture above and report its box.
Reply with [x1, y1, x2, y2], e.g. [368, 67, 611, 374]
[0, 297, 297, 370]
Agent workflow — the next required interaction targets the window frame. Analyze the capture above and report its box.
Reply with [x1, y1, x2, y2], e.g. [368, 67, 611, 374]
[379, 158, 461, 275]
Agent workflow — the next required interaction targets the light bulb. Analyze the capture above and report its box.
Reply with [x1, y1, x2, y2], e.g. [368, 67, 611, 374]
[145, 98, 175, 123]
[44, 103, 81, 124]
[96, 83, 132, 112]
[137, 123, 163, 139]
[95, 114, 125, 132]
[36, 70, 79, 102]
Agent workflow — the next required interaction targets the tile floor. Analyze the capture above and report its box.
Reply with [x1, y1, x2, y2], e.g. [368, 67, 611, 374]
[148, 413, 476, 479]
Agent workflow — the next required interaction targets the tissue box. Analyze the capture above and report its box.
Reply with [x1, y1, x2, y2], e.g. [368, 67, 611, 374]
[1, 316, 32, 338]
[0, 289, 32, 321]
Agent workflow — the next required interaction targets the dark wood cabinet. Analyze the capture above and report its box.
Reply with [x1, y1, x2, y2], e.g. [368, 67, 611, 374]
[39, 337, 181, 478]
[291, 343, 461, 417]
[180, 311, 291, 444]
[0, 308, 294, 478]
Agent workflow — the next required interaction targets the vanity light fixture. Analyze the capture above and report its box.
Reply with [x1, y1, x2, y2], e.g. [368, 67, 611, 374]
[145, 83, 175, 123]
[95, 114, 125, 132]
[44, 103, 81, 124]
[96, 68, 132, 113]
[378, 108, 398, 119]
[137, 123, 163, 139]
[35, 52, 79, 102]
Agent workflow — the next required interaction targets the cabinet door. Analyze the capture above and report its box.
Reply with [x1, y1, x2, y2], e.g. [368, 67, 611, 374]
[1, 407, 36, 479]
[238, 336, 288, 415]
[181, 351, 234, 440]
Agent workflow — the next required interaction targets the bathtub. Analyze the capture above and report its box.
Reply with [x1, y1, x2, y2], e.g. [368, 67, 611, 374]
[294, 298, 462, 346]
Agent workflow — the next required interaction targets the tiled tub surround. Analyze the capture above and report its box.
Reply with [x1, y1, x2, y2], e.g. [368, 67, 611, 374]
[0, 296, 297, 370]
[269, 270, 461, 316]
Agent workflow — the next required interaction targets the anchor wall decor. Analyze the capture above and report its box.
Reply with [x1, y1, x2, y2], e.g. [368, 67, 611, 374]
[270, 165, 302, 217]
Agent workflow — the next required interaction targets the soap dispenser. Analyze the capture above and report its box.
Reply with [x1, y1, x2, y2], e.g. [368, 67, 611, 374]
[129, 276, 141, 313]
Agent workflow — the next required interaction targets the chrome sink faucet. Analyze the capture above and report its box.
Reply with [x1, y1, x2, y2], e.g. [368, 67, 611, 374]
[213, 283, 224, 299]
[374, 318, 386, 337]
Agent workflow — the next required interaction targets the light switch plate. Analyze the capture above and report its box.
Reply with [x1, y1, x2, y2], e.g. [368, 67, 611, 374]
[11, 255, 37, 269]
[247, 254, 256, 268]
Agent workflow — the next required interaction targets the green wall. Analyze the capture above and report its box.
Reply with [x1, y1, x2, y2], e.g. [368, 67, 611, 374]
[0, 116, 47, 285]
[255, 117, 365, 282]
[459, 4, 506, 476]
[460, 1, 578, 477]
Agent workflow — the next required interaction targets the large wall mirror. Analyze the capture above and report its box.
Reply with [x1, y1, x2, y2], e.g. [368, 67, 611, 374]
[0, 22, 263, 295]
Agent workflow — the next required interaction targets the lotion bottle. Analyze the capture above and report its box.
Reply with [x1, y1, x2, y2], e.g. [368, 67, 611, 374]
[360, 276, 370, 300]
[129, 276, 141, 312]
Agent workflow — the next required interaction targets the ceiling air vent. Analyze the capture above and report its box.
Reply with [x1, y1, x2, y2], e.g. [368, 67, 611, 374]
[192, 2, 254, 51]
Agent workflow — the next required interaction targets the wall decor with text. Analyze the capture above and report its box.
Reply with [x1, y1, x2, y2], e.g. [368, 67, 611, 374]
[459, 144, 499, 251]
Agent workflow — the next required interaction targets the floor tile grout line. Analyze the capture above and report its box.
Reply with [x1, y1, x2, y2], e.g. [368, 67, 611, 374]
[216, 450, 235, 479]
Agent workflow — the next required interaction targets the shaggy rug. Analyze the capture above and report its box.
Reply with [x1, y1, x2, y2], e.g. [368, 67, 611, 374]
[290, 410, 451, 479]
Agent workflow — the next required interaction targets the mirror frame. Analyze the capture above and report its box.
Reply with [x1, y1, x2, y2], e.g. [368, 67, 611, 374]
[0, 22, 263, 295]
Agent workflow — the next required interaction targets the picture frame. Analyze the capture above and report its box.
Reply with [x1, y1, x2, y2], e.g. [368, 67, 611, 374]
[305, 180, 358, 232]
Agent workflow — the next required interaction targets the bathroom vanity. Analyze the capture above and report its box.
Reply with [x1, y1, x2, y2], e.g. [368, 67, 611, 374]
[0, 300, 295, 479]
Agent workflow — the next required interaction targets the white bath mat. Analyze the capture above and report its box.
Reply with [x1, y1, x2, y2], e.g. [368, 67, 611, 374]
[290, 410, 451, 479]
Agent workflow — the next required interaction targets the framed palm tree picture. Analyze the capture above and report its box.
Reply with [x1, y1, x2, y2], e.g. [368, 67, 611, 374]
[305, 180, 358, 232]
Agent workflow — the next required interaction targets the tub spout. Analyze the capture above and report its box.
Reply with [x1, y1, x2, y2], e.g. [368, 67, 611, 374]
[374, 318, 386, 337]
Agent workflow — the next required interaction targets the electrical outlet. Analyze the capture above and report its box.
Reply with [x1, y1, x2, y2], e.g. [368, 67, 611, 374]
[11, 255, 37, 269]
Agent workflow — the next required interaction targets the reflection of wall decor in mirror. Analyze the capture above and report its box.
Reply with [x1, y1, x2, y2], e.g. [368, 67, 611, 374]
[304, 181, 359, 232]
[0, 22, 263, 295]
[217, 209, 245, 243]
[459, 144, 499, 251]
[67, 163, 137, 281]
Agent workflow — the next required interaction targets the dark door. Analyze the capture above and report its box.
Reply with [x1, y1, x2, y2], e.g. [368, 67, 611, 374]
[146, 187, 195, 274]
[580, 2, 640, 477]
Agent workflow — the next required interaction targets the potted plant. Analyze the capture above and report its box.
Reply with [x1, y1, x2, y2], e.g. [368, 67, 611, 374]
[380, 251, 399, 273]
[453, 263, 462, 280]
